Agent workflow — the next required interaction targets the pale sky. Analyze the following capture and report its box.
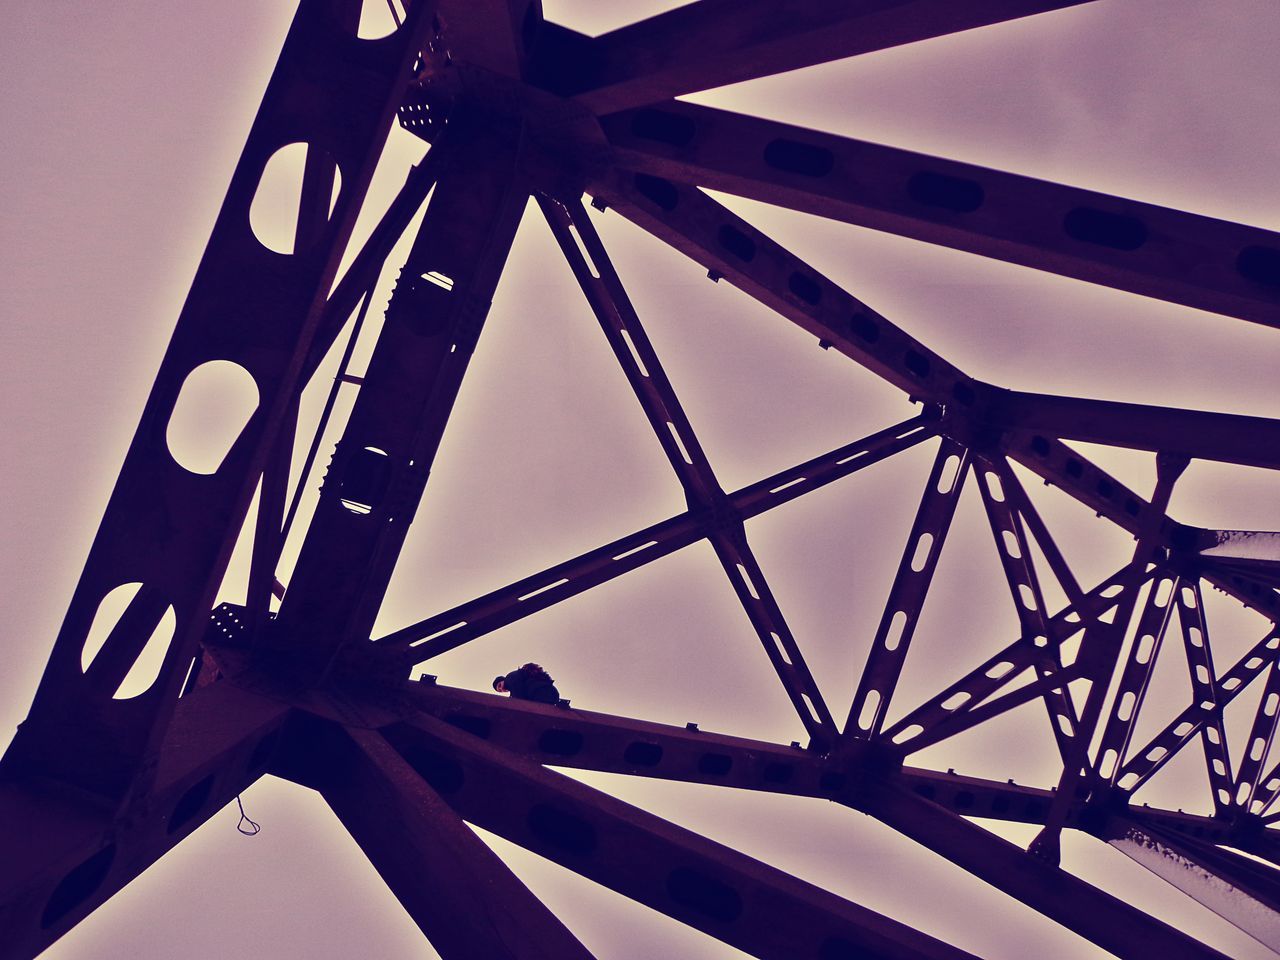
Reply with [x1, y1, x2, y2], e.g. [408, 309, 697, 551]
[3, 2, 1280, 958]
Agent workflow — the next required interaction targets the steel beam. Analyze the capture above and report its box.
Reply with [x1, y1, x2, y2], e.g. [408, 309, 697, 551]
[981, 388, 1280, 470]
[885, 560, 1140, 749]
[407, 680, 834, 798]
[0, 683, 290, 960]
[601, 100, 1280, 328]
[276, 117, 528, 665]
[1106, 817, 1280, 954]
[542, 0, 1097, 114]
[403, 681, 1239, 841]
[973, 455, 1080, 762]
[1118, 626, 1280, 794]
[1094, 570, 1179, 786]
[304, 723, 596, 960]
[855, 779, 1230, 960]
[378, 416, 936, 659]
[1173, 581, 1236, 816]
[435, 0, 544, 78]
[1235, 649, 1280, 812]
[0, 0, 433, 803]
[594, 173, 977, 405]
[1031, 453, 1185, 863]
[845, 440, 970, 740]
[374, 712, 980, 960]
[542, 194, 836, 743]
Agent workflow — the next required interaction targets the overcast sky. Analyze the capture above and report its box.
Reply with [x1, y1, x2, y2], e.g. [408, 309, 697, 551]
[4, 2, 1280, 957]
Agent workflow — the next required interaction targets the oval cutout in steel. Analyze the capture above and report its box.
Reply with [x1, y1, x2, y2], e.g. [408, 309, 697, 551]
[1062, 206, 1147, 251]
[907, 171, 984, 213]
[528, 803, 596, 856]
[666, 867, 743, 922]
[41, 845, 116, 930]
[81, 581, 143, 672]
[249, 142, 342, 255]
[168, 774, 215, 834]
[113, 602, 178, 700]
[166, 360, 259, 475]
[763, 139, 834, 178]
[354, 0, 406, 40]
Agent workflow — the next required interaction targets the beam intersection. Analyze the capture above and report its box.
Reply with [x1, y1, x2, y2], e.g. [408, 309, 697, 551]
[6, 2, 1280, 958]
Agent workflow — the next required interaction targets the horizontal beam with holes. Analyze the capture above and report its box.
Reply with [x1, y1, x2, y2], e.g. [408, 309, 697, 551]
[400, 681, 1234, 839]
[981, 387, 1280, 469]
[534, 0, 1097, 115]
[600, 100, 1280, 328]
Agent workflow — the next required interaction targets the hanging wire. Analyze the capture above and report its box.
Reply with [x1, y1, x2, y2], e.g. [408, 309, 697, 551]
[235, 795, 261, 836]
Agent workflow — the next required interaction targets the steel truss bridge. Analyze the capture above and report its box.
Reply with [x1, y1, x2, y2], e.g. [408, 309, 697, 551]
[4, 2, 1280, 958]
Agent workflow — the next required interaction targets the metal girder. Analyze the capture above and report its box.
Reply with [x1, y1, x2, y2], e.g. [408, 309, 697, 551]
[10, 2, 1280, 956]
[297, 722, 596, 960]
[594, 172, 978, 405]
[854, 779, 1231, 960]
[1201, 530, 1280, 563]
[247, 146, 337, 626]
[1237, 655, 1280, 813]
[0, 0, 433, 803]
[972, 455, 1081, 762]
[981, 388, 1280, 470]
[1031, 453, 1186, 863]
[1174, 581, 1237, 816]
[407, 680, 835, 798]
[538, 0, 1097, 114]
[0, 683, 290, 960]
[600, 100, 1280, 328]
[540, 194, 836, 743]
[845, 440, 970, 740]
[1117, 626, 1280, 794]
[304, 151, 443, 386]
[435, 0, 544, 78]
[1107, 817, 1280, 954]
[1000, 433, 1280, 623]
[372, 711, 981, 960]
[404, 681, 1240, 841]
[377, 416, 936, 659]
[275, 117, 528, 665]
[884, 560, 1139, 751]
[1094, 570, 1179, 786]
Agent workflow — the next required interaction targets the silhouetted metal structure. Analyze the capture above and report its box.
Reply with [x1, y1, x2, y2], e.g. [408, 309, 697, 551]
[3, 2, 1280, 958]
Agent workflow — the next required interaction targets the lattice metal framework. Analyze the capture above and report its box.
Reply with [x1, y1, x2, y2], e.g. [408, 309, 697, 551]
[4, 2, 1280, 958]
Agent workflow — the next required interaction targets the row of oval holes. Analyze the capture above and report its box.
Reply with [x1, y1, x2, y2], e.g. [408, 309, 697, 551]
[81, 139, 352, 689]
[397, 740, 867, 957]
[38, 729, 278, 930]
[626, 108, 1280, 287]
[446, 713, 807, 785]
